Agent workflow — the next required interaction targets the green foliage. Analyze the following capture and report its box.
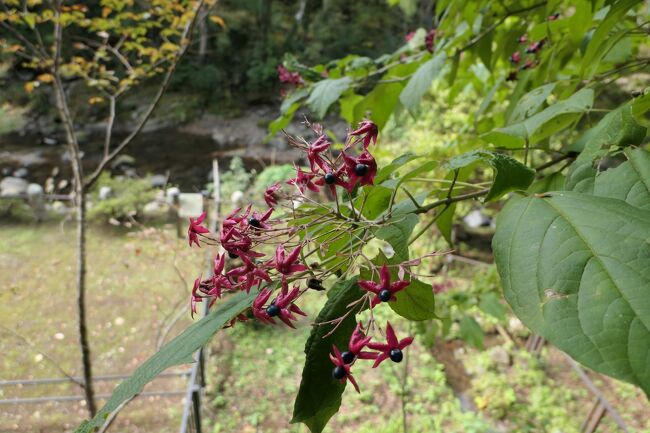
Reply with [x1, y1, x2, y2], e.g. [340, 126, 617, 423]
[292, 278, 366, 433]
[88, 174, 157, 222]
[400, 52, 447, 111]
[446, 150, 535, 201]
[253, 164, 295, 195]
[493, 191, 650, 396]
[307, 77, 353, 119]
[219, 157, 255, 201]
[482, 88, 595, 148]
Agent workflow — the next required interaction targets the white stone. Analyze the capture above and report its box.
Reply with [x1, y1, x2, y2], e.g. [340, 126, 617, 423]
[0, 177, 29, 196]
[98, 186, 112, 200]
[26, 183, 43, 197]
[178, 193, 204, 218]
[230, 190, 244, 205]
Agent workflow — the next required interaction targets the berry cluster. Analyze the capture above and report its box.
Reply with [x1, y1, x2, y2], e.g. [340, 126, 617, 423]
[506, 12, 559, 82]
[277, 64, 304, 86]
[187, 119, 419, 390]
[330, 322, 414, 392]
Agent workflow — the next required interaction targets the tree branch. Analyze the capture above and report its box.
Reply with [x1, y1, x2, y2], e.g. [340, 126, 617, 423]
[84, 0, 206, 189]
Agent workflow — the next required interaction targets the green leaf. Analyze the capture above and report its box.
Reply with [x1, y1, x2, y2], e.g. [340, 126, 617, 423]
[593, 148, 650, 209]
[493, 192, 650, 396]
[292, 278, 366, 433]
[267, 103, 300, 140]
[390, 279, 436, 321]
[508, 83, 556, 124]
[528, 172, 565, 194]
[281, 87, 310, 114]
[354, 82, 404, 129]
[399, 52, 447, 110]
[375, 153, 421, 184]
[307, 77, 353, 119]
[580, 0, 642, 79]
[75, 291, 257, 433]
[478, 293, 506, 321]
[446, 150, 535, 201]
[631, 89, 650, 127]
[482, 89, 594, 148]
[356, 185, 393, 219]
[374, 214, 419, 261]
[435, 203, 456, 246]
[565, 103, 647, 192]
[339, 93, 364, 124]
[459, 316, 484, 349]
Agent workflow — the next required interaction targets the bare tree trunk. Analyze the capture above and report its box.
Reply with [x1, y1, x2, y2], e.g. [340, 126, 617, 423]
[75, 187, 97, 416]
[198, 9, 208, 63]
[52, 6, 97, 411]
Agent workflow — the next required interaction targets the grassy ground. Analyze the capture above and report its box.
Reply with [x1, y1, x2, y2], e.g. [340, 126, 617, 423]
[0, 222, 201, 432]
[1, 223, 649, 433]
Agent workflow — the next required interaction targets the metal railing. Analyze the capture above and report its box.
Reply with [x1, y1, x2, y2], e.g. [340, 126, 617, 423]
[178, 159, 222, 433]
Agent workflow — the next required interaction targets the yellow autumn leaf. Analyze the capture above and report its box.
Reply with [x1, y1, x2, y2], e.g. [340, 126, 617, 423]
[209, 15, 225, 27]
[474, 395, 488, 410]
[36, 73, 54, 83]
[24, 82, 37, 93]
[88, 96, 104, 105]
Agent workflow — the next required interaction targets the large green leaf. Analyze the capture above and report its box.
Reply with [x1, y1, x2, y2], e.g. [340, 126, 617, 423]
[493, 192, 650, 396]
[292, 278, 366, 433]
[482, 88, 594, 148]
[565, 103, 647, 192]
[75, 291, 257, 432]
[446, 150, 535, 201]
[307, 77, 353, 118]
[399, 52, 447, 110]
[390, 278, 436, 321]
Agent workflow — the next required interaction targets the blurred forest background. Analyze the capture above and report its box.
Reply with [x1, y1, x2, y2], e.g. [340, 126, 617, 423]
[1, 1, 649, 433]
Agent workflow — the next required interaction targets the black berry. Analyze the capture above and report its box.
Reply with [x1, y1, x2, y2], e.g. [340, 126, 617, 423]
[324, 172, 337, 185]
[308, 278, 325, 291]
[354, 163, 369, 176]
[332, 365, 346, 379]
[390, 348, 403, 363]
[228, 251, 239, 259]
[248, 217, 261, 228]
[379, 289, 392, 302]
[341, 351, 355, 364]
[266, 304, 280, 317]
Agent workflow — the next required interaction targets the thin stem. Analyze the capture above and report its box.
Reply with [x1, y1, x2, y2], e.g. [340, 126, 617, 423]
[414, 189, 489, 215]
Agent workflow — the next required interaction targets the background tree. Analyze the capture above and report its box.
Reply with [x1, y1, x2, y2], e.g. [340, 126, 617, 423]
[0, 0, 208, 416]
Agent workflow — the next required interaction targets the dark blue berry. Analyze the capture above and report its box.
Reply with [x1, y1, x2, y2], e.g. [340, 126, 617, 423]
[341, 351, 355, 364]
[324, 172, 337, 185]
[379, 289, 392, 302]
[248, 217, 261, 228]
[332, 365, 346, 379]
[354, 163, 369, 176]
[266, 304, 280, 317]
[390, 348, 403, 363]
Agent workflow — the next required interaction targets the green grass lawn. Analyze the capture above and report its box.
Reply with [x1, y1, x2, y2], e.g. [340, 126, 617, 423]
[1, 223, 648, 433]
